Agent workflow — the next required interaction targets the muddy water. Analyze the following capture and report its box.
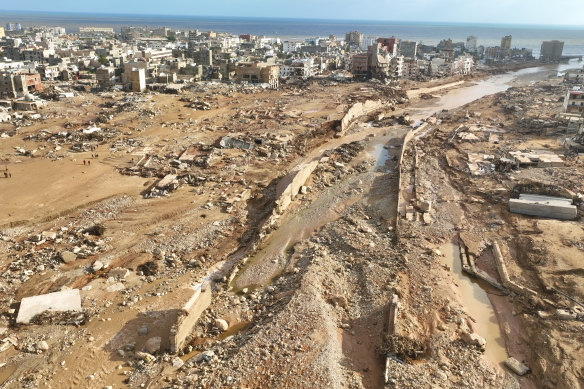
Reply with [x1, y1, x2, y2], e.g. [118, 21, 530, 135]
[409, 59, 582, 124]
[441, 243, 507, 365]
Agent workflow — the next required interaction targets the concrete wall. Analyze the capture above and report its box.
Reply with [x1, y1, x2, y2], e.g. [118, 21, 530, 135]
[169, 282, 212, 353]
[395, 122, 430, 231]
[492, 242, 537, 297]
[340, 100, 384, 132]
[275, 160, 319, 214]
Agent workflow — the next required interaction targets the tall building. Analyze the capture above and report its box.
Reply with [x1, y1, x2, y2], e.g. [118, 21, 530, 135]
[399, 40, 418, 59]
[377, 37, 399, 55]
[540, 40, 564, 62]
[501, 35, 512, 50]
[345, 31, 364, 47]
[466, 35, 477, 52]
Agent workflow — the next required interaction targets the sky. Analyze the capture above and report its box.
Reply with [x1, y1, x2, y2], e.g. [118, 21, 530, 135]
[2, 0, 584, 26]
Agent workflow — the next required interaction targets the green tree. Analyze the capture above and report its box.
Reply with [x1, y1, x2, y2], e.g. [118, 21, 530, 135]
[167, 35, 176, 42]
[98, 54, 108, 65]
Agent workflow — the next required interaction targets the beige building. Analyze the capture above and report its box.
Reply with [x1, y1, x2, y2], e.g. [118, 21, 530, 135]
[234, 63, 279, 89]
[129, 68, 146, 92]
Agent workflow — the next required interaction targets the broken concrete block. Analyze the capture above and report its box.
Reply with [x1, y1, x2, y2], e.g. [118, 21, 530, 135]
[169, 282, 212, 353]
[60, 251, 77, 264]
[505, 357, 530, 376]
[16, 289, 82, 324]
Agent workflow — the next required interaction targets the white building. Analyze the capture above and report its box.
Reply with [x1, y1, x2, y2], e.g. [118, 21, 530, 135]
[283, 41, 301, 53]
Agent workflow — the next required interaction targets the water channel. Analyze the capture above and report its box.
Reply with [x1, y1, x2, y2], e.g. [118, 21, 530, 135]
[231, 59, 582, 363]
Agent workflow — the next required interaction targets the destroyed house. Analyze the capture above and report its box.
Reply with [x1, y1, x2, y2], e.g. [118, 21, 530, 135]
[563, 90, 584, 115]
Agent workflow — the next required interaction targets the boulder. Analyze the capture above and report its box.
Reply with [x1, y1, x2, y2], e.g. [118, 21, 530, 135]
[60, 251, 77, 264]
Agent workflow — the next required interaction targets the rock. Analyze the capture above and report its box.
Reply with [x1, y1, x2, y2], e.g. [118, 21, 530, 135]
[106, 282, 125, 292]
[92, 261, 104, 272]
[192, 350, 215, 362]
[418, 199, 432, 212]
[37, 341, 49, 351]
[214, 319, 229, 331]
[135, 351, 155, 363]
[143, 336, 162, 354]
[60, 251, 77, 264]
[505, 357, 530, 376]
[138, 325, 149, 335]
[462, 332, 486, 350]
[172, 356, 184, 369]
[109, 268, 130, 279]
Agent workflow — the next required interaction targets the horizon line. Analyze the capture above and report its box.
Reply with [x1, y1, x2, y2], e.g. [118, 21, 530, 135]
[1, 9, 584, 29]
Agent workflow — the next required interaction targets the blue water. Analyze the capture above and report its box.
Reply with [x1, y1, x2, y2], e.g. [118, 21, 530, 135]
[1, 11, 584, 56]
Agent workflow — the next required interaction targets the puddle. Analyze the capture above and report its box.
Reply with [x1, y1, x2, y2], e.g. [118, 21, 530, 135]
[440, 243, 507, 366]
[368, 142, 390, 170]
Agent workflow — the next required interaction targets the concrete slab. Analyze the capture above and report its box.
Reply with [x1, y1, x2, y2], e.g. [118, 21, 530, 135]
[16, 289, 82, 324]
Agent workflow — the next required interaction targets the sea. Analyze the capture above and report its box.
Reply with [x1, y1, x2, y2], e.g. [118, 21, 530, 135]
[1, 10, 584, 57]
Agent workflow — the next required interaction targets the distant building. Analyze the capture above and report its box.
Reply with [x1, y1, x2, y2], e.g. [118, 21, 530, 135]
[399, 41, 418, 59]
[79, 27, 115, 35]
[351, 53, 369, 78]
[234, 63, 279, 89]
[377, 37, 398, 55]
[96, 67, 116, 89]
[540, 40, 564, 62]
[501, 35, 512, 50]
[466, 35, 477, 52]
[129, 68, 146, 92]
[5, 23, 22, 32]
[345, 31, 364, 47]
[282, 41, 301, 53]
[0, 27, 5, 39]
